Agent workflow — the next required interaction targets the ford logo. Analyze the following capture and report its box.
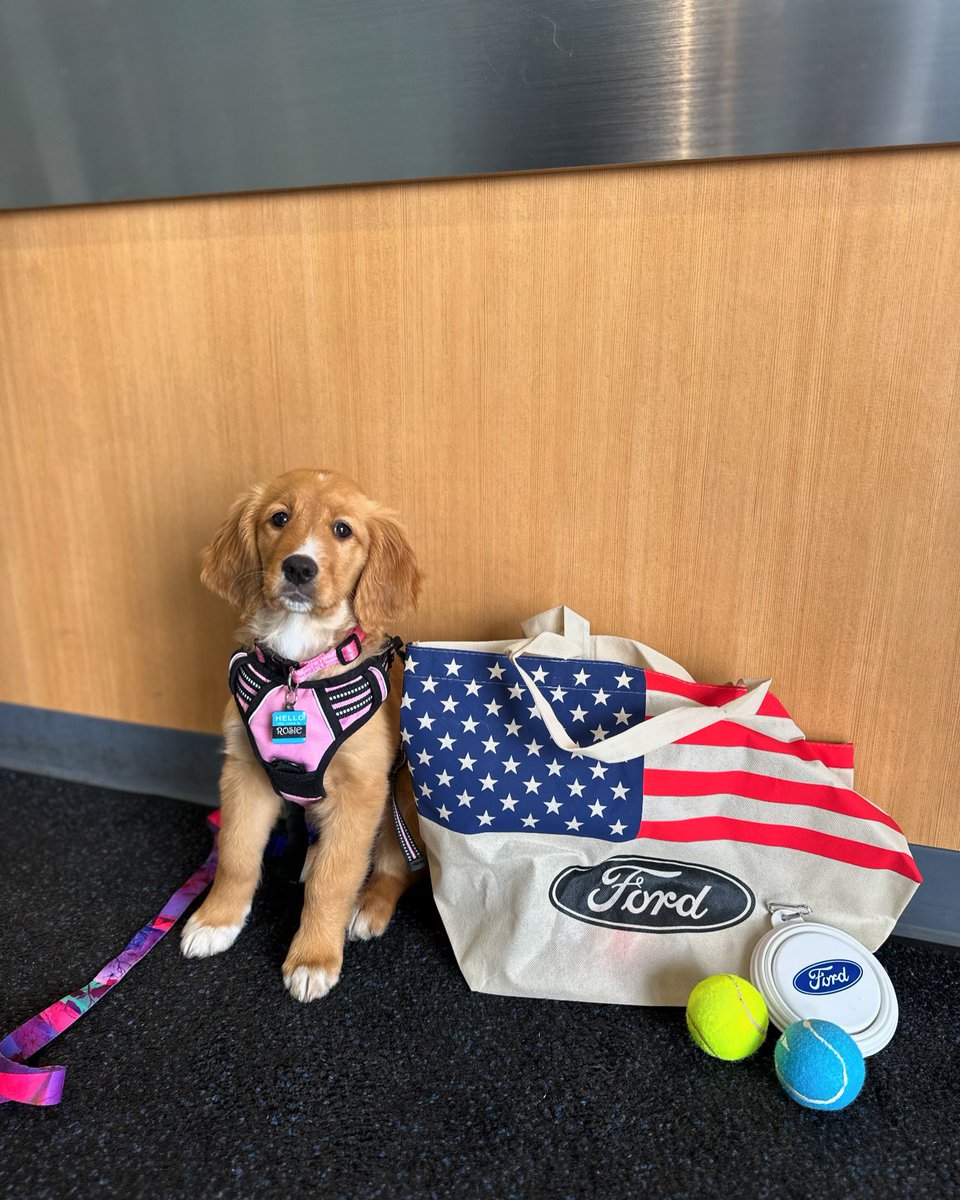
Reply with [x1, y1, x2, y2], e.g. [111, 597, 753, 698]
[549, 856, 755, 933]
[792, 960, 863, 995]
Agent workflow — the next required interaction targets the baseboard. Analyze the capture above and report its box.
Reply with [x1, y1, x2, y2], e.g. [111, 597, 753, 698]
[1, 701, 957, 945]
[892, 845, 960, 947]
[0, 701, 221, 806]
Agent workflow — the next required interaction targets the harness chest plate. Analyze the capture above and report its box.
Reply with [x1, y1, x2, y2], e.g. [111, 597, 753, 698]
[228, 636, 402, 805]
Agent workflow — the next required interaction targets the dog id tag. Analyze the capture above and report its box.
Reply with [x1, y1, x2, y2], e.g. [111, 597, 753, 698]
[272, 710, 307, 744]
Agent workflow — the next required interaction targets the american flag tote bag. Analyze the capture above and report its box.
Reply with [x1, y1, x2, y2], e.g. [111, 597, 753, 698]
[401, 608, 921, 1007]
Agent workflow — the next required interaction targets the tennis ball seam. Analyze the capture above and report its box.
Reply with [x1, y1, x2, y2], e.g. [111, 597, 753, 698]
[792, 1019, 849, 1106]
[686, 1016, 719, 1057]
[726, 973, 765, 1035]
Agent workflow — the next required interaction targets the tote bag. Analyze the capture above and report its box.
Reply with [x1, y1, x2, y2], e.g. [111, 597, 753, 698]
[401, 607, 921, 1006]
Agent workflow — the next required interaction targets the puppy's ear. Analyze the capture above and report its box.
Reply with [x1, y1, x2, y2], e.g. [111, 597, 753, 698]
[353, 508, 422, 631]
[201, 483, 266, 613]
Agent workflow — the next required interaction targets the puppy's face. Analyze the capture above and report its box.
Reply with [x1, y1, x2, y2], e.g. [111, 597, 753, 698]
[255, 472, 371, 617]
[202, 469, 421, 631]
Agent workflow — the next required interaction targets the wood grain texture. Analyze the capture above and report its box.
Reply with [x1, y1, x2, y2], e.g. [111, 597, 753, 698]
[2, 148, 959, 848]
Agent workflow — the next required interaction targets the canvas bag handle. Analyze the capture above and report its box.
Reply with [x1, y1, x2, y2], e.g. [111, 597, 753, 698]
[520, 605, 696, 682]
[507, 630, 771, 764]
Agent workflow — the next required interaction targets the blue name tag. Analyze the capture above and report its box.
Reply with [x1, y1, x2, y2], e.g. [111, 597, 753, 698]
[272, 710, 307, 743]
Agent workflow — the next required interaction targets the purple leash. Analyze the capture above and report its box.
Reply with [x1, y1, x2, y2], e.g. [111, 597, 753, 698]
[0, 812, 221, 1107]
[1, 792, 421, 1108]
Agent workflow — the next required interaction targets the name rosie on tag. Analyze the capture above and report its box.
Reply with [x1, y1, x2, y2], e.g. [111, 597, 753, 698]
[549, 857, 756, 933]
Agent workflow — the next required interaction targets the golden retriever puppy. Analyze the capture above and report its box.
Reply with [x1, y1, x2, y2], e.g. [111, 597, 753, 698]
[181, 468, 423, 1002]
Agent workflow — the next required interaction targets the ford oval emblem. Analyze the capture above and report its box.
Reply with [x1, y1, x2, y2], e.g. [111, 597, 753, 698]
[549, 856, 755, 933]
[792, 960, 864, 995]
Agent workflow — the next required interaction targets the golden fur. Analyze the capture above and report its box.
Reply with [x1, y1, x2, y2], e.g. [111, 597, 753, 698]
[181, 468, 423, 1002]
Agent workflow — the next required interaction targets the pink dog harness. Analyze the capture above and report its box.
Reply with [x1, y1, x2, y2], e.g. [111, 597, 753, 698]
[229, 627, 400, 806]
[229, 627, 424, 871]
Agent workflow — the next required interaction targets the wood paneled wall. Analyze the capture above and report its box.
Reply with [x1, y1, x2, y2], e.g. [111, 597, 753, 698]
[2, 149, 959, 849]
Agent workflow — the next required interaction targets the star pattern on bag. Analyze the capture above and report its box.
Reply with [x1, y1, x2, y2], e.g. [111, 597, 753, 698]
[401, 650, 647, 840]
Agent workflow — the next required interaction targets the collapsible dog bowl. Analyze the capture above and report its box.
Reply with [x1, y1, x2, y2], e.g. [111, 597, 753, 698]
[751, 914, 898, 1056]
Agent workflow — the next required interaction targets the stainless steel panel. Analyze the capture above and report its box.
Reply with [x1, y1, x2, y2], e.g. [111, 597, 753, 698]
[1, 0, 958, 210]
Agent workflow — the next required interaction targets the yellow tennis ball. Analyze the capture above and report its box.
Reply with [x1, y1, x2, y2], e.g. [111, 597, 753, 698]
[686, 974, 769, 1061]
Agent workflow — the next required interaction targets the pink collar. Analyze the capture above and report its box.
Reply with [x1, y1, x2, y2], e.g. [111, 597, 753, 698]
[290, 626, 366, 684]
[255, 626, 366, 685]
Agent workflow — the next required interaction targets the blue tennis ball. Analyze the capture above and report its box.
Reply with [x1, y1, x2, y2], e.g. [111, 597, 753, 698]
[774, 1019, 865, 1111]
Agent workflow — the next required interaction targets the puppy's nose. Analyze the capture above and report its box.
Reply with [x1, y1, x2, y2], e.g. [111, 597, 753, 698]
[282, 555, 318, 587]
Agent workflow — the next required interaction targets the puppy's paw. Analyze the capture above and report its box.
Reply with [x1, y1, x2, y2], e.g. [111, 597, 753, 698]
[348, 893, 394, 942]
[282, 963, 341, 1003]
[180, 912, 246, 958]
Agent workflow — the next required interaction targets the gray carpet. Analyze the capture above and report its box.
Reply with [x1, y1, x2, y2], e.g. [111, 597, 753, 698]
[1, 769, 958, 1200]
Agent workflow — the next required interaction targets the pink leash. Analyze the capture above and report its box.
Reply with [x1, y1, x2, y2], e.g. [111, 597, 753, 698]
[0, 811, 221, 1107]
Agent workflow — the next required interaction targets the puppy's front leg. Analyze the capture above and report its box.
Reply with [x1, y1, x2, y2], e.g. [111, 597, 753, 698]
[282, 776, 385, 1002]
[181, 751, 281, 958]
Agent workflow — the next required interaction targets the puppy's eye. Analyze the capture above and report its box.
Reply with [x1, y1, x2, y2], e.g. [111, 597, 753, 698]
[270, 511, 290, 529]
[332, 521, 353, 540]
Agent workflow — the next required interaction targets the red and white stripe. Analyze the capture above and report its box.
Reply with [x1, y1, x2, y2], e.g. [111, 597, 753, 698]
[637, 673, 919, 883]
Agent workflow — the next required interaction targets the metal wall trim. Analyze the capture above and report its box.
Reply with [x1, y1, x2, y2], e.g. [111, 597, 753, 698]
[1, 0, 959, 210]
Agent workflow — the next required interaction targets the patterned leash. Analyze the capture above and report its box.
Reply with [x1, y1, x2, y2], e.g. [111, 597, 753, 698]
[0, 812, 222, 1108]
[1, 788, 423, 1107]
